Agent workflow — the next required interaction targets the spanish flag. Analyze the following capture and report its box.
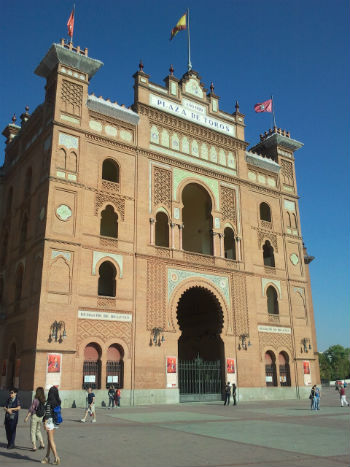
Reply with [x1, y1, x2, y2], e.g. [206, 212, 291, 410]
[170, 12, 187, 40]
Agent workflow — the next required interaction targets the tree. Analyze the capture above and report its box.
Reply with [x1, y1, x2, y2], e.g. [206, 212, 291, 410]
[319, 345, 350, 381]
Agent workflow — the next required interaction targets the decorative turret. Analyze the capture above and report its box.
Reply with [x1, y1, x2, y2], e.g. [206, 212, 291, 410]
[2, 115, 21, 145]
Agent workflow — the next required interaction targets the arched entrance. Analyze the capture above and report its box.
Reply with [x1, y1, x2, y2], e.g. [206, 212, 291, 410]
[82, 342, 102, 389]
[177, 286, 224, 401]
[106, 344, 124, 389]
[265, 351, 277, 387]
[279, 351, 291, 386]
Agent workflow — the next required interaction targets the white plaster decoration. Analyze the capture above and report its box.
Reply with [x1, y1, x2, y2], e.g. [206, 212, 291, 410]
[191, 140, 199, 157]
[170, 81, 177, 96]
[173, 167, 220, 209]
[150, 125, 159, 144]
[56, 204, 72, 221]
[52, 250, 71, 262]
[92, 251, 123, 277]
[39, 207, 46, 221]
[87, 95, 140, 125]
[120, 130, 132, 142]
[171, 133, 180, 150]
[167, 268, 230, 304]
[58, 132, 78, 149]
[67, 174, 77, 181]
[140, 77, 147, 83]
[201, 143, 208, 160]
[219, 149, 226, 166]
[174, 207, 180, 220]
[290, 253, 299, 265]
[248, 171, 257, 181]
[294, 286, 305, 296]
[185, 78, 203, 98]
[284, 186, 294, 193]
[56, 171, 66, 179]
[214, 217, 221, 229]
[292, 229, 298, 236]
[105, 125, 117, 137]
[78, 310, 132, 322]
[246, 151, 280, 173]
[182, 137, 189, 154]
[161, 129, 170, 147]
[262, 278, 282, 298]
[212, 99, 218, 112]
[258, 174, 266, 184]
[210, 147, 217, 163]
[227, 152, 236, 169]
[267, 177, 276, 187]
[61, 114, 80, 124]
[284, 200, 296, 211]
[148, 83, 168, 95]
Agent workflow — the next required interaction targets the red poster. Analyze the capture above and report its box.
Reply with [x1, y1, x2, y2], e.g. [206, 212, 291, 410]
[48, 354, 61, 373]
[167, 357, 176, 374]
[303, 361, 310, 375]
[227, 358, 235, 374]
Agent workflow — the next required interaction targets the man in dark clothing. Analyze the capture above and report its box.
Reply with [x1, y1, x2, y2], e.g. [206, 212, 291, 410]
[81, 387, 96, 422]
[4, 387, 21, 449]
[224, 382, 231, 406]
[232, 383, 237, 406]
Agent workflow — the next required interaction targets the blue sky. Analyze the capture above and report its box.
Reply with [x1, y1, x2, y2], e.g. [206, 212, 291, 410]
[1, 0, 348, 351]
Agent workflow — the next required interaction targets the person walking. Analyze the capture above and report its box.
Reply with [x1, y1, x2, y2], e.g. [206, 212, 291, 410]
[340, 385, 350, 407]
[41, 386, 61, 465]
[107, 385, 115, 409]
[232, 383, 237, 406]
[314, 385, 321, 410]
[24, 386, 45, 451]
[224, 382, 231, 406]
[3, 387, 21, 449]
[81, 387, 96, 422]
[309, 385, 316, 410]
[115, 386, 121, 408]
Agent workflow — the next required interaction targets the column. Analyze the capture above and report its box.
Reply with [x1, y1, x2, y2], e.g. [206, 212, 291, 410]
[218, 233, 224, 258]
[178, 223, 184, 250]
[236, 236, 241, 261]
[150, 218, 155, 245]
[170, 223, 176, 249]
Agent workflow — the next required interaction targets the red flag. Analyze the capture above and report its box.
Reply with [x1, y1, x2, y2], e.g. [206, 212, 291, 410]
[254, 99, 272, 113]
[67, 8, 75, 38]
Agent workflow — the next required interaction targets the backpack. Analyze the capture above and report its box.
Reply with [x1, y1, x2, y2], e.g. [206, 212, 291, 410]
[53, 405, 63, 425]
[36, 401, 45, 418]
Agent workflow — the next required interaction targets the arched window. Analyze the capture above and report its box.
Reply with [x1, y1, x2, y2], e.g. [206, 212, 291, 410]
[83, 342, 102, 389]
[98, 261, 116, 297]
[224, 227, 236, 260]
[265, 351, 277, 387]
[260, 202, 271, 222]
[155, 212, 169, 247]
[102, 159, 119, 183]
[100, 205, 118, 238]
[266, 286, 279, 315]
[24, 168, 32, 196]
[106, 344, 124, 389]
[279, 352, 291, 386]
[263, 240, 275, 267]
[15, 265, 24, 301]
[182, 183, 213, 255]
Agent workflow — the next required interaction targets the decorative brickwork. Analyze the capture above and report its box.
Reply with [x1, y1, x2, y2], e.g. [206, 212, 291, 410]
[183, 252, 215, 265]
[221, 186, 236, 225]
[95, 192, 125, 220]
[100, 237, 119, 250]
[281, 160, 294, 186]
[97, 297, 116, 308]
[61, 80, 83, 116]
[257, 229, 278, 252]
[154, 246, 171, 257]
[260, 220, 272, 230]
[77, 319, 131, 353]
[101, 180, 120, 193]
[147, 260, 167, 331]
[153, 166, 171, 209]
[230, 273, 249, 337]
[258, 332, 293, 360]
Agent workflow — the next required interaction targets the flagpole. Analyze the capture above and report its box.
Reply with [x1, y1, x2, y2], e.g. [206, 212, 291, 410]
[187, 8, 192, 71]
[271, 94, 277, 128]
[72, 4, 75, 44]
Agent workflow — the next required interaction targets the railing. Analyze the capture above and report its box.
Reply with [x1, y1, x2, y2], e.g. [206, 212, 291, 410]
[179, 357, 222, 397]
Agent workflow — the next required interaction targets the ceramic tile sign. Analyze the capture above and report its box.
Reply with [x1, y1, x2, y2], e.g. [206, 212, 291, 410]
[303, 360, 312, 386]
[226, 358, 237, 385]
[45, 353, 62, 389]
[166, 356, 177, 388]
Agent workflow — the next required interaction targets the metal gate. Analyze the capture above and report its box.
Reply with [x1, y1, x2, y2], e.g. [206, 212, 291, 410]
[179, 356, 223, 402]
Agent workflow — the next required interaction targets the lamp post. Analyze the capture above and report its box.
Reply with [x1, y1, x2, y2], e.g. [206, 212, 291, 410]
[48, 321, 67, 343]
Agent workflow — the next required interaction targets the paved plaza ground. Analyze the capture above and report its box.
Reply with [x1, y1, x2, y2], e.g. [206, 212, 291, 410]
[0, 388, 349, 467]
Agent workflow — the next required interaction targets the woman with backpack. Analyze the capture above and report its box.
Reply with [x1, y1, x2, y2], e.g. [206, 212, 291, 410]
[24, 386, 45, 451]
[41, 386, 61, 465]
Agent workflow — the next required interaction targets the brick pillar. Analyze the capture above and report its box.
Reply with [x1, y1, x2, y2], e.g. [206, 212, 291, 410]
[150, 218, 155, 245]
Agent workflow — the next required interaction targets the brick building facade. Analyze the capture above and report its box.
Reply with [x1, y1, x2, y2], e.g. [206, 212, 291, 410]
[0, 40, 320, 407]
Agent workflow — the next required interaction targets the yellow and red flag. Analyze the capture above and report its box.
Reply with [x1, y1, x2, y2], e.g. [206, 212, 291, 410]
[67, 7, 75, 38]
[170, 12, 187, 40]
